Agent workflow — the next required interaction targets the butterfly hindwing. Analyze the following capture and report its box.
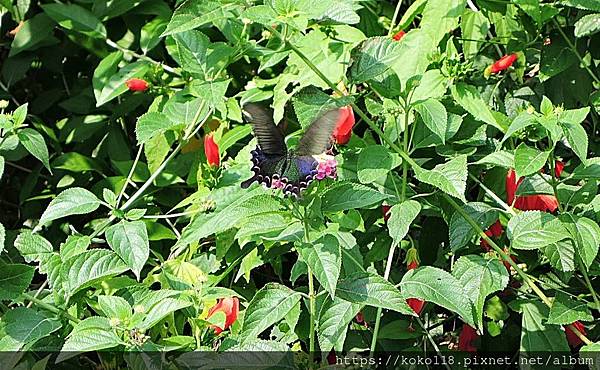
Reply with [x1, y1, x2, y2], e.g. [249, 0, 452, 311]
[242, 103, 287, 156]
[295, 109, 341, 156]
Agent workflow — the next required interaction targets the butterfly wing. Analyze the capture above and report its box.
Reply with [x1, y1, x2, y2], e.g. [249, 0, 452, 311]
[295, 109, 340, 156]
[242, 103, 287, 155]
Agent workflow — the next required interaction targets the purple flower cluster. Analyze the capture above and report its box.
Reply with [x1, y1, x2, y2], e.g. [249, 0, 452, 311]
[315, 154, 337, 180]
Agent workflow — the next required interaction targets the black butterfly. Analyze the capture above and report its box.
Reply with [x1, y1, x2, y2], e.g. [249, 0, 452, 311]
[241, 103, 340, 196]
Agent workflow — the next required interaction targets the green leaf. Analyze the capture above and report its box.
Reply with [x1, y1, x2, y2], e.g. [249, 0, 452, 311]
[139, 297, 192, 330]
[321, 182, 390, 212]
[141, 17, 168, 54]
[14, 231, 54, 263]
[414, 98, 448, 144]
[413, 155, 468, 201]
[61, 249, 128, 298]
[336, 272, 414, 315]
[575, 14, 600, 37]
[357, 145, 394, 184]
[135, 112, 180, 145]
[350, 37, 402, 83]
[318, 297, 361, 353]
[543, 240, 575, 272]
[0, 307, 61, 352]
[172, 30, 210, 76]
[297, 235, 341, 298]
[188, 79, 230, 112]
[0, 262, 35, 301]
[560, 214, 600, 270]
[519, 301, 569, 353]
[474, 151, 514, 168]
[38, 187, 102, 228]
[163, 93, 209, 127]
[41, 3, 106, 38]
[57, 317, 123, 362]
[98, 295, 132, 322]
[547, 292, 593, 325]
[292, 86, 342, 129]
[514, 144, 550, 178]
[460, 9, 489, 59]
[92, 51, 123, 105]
[219, 125, 252, 154]
[411, 69, 449, 103]
[572, 157, 600, 179]
[17, 128, 51, 172]
[452, 255, 509, 330]
[507, 211, 569, 250]
[387, 200, 421, 245]
[400, 266, 476, 326]
[95, 62, 150, 107]
[162, 0, 237, 36]
[9, 14, 57, 57]
[451, 83, 500, 131]
[558, 0, 600, 11]
[560, 120, 589, 164]
[12, 103, 27, 127]
[105, 221, 149, 280]
[240, 283, 302, 342]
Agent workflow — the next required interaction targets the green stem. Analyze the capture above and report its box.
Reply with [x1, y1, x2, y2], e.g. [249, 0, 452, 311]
[552, 18, 600, 85]
[303, 217, 316, 368]
[105, 39, 181, 76]
[577, 252, 600, 312]
[116, 145, 144, 208]
[21, 292, 80, 323]
[387, 0, 403, 36]
[416, 317, 451, 370]
[468, 173, 516, 215]
[208, 245, 257, 287]
[549, 153, 564, 213]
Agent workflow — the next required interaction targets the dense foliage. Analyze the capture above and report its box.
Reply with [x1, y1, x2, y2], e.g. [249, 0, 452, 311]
[1, 0, 600, 368]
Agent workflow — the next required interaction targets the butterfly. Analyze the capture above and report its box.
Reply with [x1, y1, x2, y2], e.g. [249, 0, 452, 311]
[241, 103, 340, 196]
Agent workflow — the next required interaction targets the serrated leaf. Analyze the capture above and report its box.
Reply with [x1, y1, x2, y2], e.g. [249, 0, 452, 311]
[98, 295, 132, 322]
[336, 272, 414, 315]
[297, 235, 341, 298]
[61, 249, 128, 298]
[318, 297, 361, 353]
[514, 144, 550, 179]
[519, 301, 569, 353]
[575, 13, 600, 37]
[560, 214, 600, 270]
[161, 0, 236, 36]
[9, 14, 57, 57]
[413, 155, 468, 201]
[400, 266, 476, 326]
[357, 145, 394, 184]
[105, 221, 149, 280]
[57, 317, 123, 362]
[414, 98, 448, 144]
[475, 151, 514, 168]
[507, 211, 569, 250]
[240, 283, 302, 342]
[543, 240, 575, 272]
[0, 307, 61, 352]
[139, 297, 192, 330]
[451, 83, 500, 131]
[321, 182, 390, 212]
[38, 187, 102, 228]
[547, 292, 593, 325]
[558, 0, 600, 11]
[135, 112, 181, 145]
[387, 200, 421, 245]
[0, 262, 35, 301]
[17, 128, 51, 172]
[560, 120, 588, 164]
[14, 231, 54, 263]
[350, 37, 402, 83]
[452, 255, 509, 330]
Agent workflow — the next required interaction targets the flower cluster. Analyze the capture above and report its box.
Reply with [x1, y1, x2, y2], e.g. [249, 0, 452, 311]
[315, 154, 338, 180]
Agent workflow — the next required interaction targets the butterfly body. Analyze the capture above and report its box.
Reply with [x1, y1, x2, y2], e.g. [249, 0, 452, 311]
[241, 104, 340, 196]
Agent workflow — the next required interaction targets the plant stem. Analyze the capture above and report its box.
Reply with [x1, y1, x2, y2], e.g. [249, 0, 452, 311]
[552, 18, 600, 85]
[303, 216, 317, 368]
[208, 245, 257, 287]
[549, 153, 564, 213]
[116, 145, 144, 208]
[577, 252, 600, 313]
[388, 0, 403, 36]
[21, 292, 80, 323]
[442, 194, 592, 345]
[468, 173, 516, 215]
[105, 39, 181, 76]
[416, 317, 451, 370]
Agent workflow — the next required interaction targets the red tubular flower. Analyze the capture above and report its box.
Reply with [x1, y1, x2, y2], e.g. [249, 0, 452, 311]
[125, 78, 149, 92]
[204, 134, 220, 167]
[565, 321, 586, 347]
[332, 106, 355, 145]
[480, 220, 504, 251]
[458, 324, 479, 352]
[506, 168, 559, 213]
[486, 53, 518, 75]
[554, 160, 565, 178]
[406, 252, 425, 315]
[207, 297, 239, 334]
[392, 30, 406, 41]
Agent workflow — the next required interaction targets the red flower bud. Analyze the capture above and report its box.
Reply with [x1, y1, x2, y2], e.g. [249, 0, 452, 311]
[392, 30, 406, 41]
[458, 324, 479, 352]
[406, 252, 425, 315]
[565, 321, 586, 347]
[488, 53, 518, 74]
[506, 168, 559, 213]
[207, 297, 239, 334]
[382, 205, 392, 222]
[204, 134, 220, 167]
[554, 160, 564, 178]
[480, 220, 503, 251]
[125, 78, 149, 92]
[333, 106, 355, 145]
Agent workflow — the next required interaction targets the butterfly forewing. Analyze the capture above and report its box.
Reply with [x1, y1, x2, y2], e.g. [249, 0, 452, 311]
[295, 109, 340, 156]
[242, 103, 287, 155]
